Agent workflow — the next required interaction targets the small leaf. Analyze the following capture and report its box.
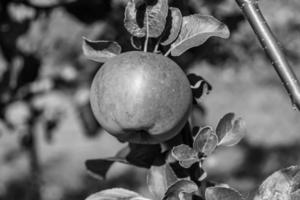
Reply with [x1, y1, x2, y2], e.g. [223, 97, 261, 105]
[171, 144, 199, 168]
[187, 74, 212, 105]
[216, 113, 235, 141]
[193, 126, 218, 156]
[254, 166, 300, 200]
[163, 180, 198, 200]
[85, 188, 151, 200]
[205, 186, 244, 200]
[130, 36, 143, 50]
[124, 0, 168, 38]
[161, 7, 183, 46]
[217, 116, 246, 147]
[147, 162, 179, 200]
[82, 38, 121, 63]
[170, 15, 230, 56]
[124, 0, 146, 37]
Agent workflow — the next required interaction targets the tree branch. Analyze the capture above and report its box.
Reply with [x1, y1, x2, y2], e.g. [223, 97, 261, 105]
[236, 0, 300, 111]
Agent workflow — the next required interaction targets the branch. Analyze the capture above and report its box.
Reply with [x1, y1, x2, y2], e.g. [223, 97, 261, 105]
[235, 0, 300, 111]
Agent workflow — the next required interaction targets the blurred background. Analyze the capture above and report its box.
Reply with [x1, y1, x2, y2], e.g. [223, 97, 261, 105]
[0, 0, 300, 199]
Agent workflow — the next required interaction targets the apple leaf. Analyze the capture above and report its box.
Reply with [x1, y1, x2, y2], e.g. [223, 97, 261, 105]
[82, 38, 121, 63]
[187, 73, 212, 105]
[163, 180, 198, 200]
[171, 144, 199, 168]
[130, 36, 143, 50]
[161, 7, 182, 46]
[124, 0, 168, 38]
[193, 126, 218, 156]
[85, 188, 151, 200]
[85, 143, 161, 179]
[254, 166, 300, 200]
[216, 113, 246, 147]
[205, 186, 244, 200]
[147, 162, 178, 200]
[170, 14, 230, 56]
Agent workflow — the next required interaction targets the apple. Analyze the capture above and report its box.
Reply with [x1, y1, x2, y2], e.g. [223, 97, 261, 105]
[90, 51, 192, 144]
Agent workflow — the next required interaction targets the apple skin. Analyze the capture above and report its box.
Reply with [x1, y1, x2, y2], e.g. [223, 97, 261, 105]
[90, 51, 192, 144]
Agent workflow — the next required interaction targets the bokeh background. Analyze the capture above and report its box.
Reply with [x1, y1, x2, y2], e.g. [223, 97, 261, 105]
[0, 0, 300, 200]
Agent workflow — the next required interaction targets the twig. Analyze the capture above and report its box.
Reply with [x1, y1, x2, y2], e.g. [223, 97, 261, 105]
[236, 0, 300, 110]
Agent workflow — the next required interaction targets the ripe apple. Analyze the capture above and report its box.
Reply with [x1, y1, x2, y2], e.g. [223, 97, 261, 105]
[90, 51, 192, 144]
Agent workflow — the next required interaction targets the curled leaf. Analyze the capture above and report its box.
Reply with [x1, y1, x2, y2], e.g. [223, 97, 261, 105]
[85, 188, 151, 200]
[205, 186, 244, 200]
[124, 0, 168, 38]
[216, 113, 246, 147]
[171, 144, 199, 168]
[193, 126, 218, 156]
[254, 166, 300, 200]
[161, 7, 182, 46]
[187, 73, 212, 105]
[82, 38, 121, 63]
[163, 180, 198, 200]
[147, 163, 178, 200]
[170, 14, 230, 56]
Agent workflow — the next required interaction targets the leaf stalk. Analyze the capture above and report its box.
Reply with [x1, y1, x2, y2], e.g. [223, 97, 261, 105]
[236, 0, 300, 110]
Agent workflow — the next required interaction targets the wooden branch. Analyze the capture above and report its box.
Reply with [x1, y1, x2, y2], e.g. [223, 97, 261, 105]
[235, 0, 300, 110]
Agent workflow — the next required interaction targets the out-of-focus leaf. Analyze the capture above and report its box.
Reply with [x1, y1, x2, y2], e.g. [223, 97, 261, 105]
[254, 166, 300, 200]
[124, 0, 168, 38]
[163, 180, 198, 200]
[170, 15, 230, 56]
[130, 36, 143, 50]
[85, 188, 151, 200]
[171, 144, 198, 168]
[187, 74, 212, 105]
[82, 38, 121, 63]
[205, 186, 244, 200]
[193, 126, 218, 156]
[147, 163, 178, 200]
[161, 7, 182, 46]
[217, 115, 246, 147]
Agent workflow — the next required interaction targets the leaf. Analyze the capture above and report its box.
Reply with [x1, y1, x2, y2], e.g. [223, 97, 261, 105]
[205, 186, 244, 200]
[124, 0, 168, 38]
[85, 188, 151, 200]
[216, 113, 235, 142]
[193, 126, 218, 156]
[124, 0, 146, 37]
[161, 7, 183, 46]
[171, 144, 199, 168]
[254, 166, 300, 200]
[217, 116, 246, 147]
[170, 15, 230, 56]
[82, 38, 121, 63]
[163, 180, 198, 200]
[187, 74, 212, 105]
[147, 163, 179, 200]
[130, 36, 143, 50]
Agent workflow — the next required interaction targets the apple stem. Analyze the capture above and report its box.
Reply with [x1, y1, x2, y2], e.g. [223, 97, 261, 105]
[164, 48, 172, 57]
[154, 37, 161, 53]
[144, 11, 149, 52]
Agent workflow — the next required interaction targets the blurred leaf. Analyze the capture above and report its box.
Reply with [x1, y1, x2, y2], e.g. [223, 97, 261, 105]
[254, 166, 300, 200]
[161, 7, 182, 46]
[147, 162, 178, 200]
[171, 144, 199, 168]
[85, 188, 151, 200]
[130, 36, 143, 50]
[216, 113, 246, 147]
[163, 180, 198, 200]
[124, 0, 168, 38]
[187, 74, 212, 105]
[170, 15, 230, 56]
[205, 187, 243, 200]
[82, 38, 121, 63]
[193, 126, 218, 156]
